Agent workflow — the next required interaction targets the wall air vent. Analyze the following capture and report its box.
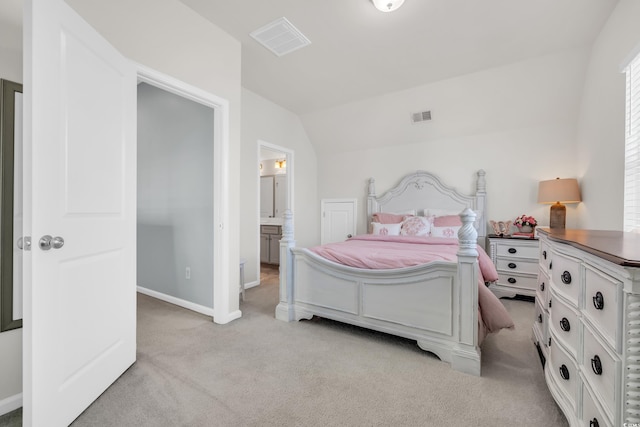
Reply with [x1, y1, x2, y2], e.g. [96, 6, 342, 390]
[250, 17, 311, 57]
[411, 110, 432, 124]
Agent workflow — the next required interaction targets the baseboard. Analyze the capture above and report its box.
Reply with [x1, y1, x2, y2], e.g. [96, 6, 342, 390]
[0, 393, 22, 416]
[244, 280, 259, 290]
[136, 286, 214, 318]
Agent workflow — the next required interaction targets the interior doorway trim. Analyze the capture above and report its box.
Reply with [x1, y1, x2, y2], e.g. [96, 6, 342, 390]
[257, 140, 294, 285]
[135, 63, 236, 324]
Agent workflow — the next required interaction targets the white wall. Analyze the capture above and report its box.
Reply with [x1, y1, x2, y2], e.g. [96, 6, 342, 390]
[241, 89, 318, 285]
[575, 0, 640, 230]
[0, 43, 22, 411]
[304, 49, 590, 234]
[67, 0, 242, 314]
[137, 83, 214, 307]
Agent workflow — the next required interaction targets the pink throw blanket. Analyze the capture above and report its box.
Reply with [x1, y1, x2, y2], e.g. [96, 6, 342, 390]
[309, 235, 514, 333]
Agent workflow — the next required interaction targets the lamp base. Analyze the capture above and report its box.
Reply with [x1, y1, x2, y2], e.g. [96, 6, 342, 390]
[549, 202, 566, 229]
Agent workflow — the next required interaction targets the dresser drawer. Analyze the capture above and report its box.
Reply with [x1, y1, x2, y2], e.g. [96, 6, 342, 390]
[582, 324, 619, 421]
[496, 242, 539, 259]
[496, 258, 538, 275]
[497, 272, 537, 292]
[548, 333, 579, 412]
[549, 292, 580, 358]
[582, 382, 612, 427]
[534, 298, 549, 353]
[537, 269, 550, 309]
[539, 239, 552, 274]
[551, 252, 581, 307]
[584, 266, 621, 351]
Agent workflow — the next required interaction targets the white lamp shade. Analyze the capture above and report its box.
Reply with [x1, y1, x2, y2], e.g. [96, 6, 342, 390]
[371, 0, 405, 12]
[537, 178, 582, 204]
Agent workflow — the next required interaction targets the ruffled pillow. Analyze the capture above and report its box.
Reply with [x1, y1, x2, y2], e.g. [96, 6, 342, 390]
[400, 216, 431, 236]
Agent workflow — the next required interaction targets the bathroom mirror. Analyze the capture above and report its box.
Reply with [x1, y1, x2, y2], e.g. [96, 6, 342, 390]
[0, 78, 22, 332]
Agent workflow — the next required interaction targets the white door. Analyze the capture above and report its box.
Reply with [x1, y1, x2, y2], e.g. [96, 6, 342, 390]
[24, 0, 136, 425]
[260, 176, 274, 217]
[274, 175, 287, 218]
[321, 199, 357, 244]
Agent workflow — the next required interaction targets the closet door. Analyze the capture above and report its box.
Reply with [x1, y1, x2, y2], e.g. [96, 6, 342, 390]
[321, 199, 357, 244]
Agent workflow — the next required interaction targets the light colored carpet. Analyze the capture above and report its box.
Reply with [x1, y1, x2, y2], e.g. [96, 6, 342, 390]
[2, 265, 569, 426]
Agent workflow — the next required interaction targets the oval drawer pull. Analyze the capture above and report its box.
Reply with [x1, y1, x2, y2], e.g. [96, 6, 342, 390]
[591, 355, 603, 375]
[559, 364, 570, 380]
[593, 292, 604, 310]
[542, 250, 547, 259]
[508, 247, 517, 254]
[508, 262, 517, 269]
[590, 418, 599, 427]
[507, 277, 517, 284]
[537, 314, 542, 323]
[561, 271, 572, 285]
[540, 282, 545, 292]
[560, 317, 570, 332]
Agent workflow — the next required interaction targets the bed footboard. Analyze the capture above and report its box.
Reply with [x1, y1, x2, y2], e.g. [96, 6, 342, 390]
[275, 209, 481, 376]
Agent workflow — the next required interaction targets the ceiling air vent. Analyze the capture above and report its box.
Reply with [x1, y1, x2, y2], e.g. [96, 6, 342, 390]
[411, 110, 432, 124]
[250, 17, 311, 57]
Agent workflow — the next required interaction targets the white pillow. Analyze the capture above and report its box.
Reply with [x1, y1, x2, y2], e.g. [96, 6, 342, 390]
[371, 222, 402, 236]
[431, 225, 462, 239]
[400, 216, 431, 236]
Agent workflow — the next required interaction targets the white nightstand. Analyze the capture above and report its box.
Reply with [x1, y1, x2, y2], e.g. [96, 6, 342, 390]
[487, 235, 539, 299]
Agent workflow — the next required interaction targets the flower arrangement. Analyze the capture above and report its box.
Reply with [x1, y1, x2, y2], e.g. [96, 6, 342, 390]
[514, 215, 537, 228]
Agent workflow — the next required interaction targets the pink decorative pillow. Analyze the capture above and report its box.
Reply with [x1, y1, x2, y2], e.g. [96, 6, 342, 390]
[372, 212, 412, 224]
[433, 215, 462, 227]
[400, 216, 431, 236]
[371, 222, 402, 236]
[431, 225, 461, 239]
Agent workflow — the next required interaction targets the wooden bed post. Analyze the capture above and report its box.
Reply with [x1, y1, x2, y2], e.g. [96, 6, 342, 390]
[453, 208, 481, 376]
[275, 209, 296, 322]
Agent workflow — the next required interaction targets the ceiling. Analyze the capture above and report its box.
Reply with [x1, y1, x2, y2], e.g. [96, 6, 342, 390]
[0, 1, 619, 116]
[181, 0, 619, 115]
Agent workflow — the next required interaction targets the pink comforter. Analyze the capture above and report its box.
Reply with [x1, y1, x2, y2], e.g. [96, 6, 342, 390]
[309, 235, 514, 334]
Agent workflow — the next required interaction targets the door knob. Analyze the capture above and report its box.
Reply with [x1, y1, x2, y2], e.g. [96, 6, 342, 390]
[17, 236, 31, 251]
[39, 235, 64, 251]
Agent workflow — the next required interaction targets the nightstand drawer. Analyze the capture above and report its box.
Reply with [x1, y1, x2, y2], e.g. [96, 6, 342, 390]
[495, 243, 539, 259]
[496, 258, 538, 275]
[551, 252, 581, 307]
[496, 272, 537, 291]
[584, 266, 621, 351]
[582, 324, 619, 420]
[549, 292, 580, 358]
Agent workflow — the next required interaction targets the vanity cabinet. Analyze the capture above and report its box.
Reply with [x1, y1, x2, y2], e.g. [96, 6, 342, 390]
[260, 225, 281, 265]
[534, 228, 640, 427]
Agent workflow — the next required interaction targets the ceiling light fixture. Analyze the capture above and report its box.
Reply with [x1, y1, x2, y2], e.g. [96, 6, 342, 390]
[371, 0, 405, 12]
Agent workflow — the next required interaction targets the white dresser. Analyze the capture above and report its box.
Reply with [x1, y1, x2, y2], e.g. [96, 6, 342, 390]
[487, 235, 539, 298]
[533, 228, 640, 427]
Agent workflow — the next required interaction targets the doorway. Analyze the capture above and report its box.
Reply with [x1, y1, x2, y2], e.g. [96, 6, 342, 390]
[257, 141, 293, 290]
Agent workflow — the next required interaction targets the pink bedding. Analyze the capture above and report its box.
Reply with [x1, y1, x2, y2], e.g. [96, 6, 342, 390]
[309, 235, 514, 334]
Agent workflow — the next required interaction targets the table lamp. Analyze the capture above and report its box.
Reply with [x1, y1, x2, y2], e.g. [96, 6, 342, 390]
[537, 178, 581, 229]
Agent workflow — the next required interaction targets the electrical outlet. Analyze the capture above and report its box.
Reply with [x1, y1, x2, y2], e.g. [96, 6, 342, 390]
[185, 267, 191, 279]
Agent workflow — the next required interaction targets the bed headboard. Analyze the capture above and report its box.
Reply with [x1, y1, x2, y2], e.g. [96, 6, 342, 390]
[366, 170, 487, 246]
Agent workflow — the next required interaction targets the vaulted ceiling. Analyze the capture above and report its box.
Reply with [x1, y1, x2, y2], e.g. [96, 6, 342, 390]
[181, 0, 619, 115]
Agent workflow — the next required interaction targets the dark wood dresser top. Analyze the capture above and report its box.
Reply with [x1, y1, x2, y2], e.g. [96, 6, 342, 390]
[538, 228, 640, 268]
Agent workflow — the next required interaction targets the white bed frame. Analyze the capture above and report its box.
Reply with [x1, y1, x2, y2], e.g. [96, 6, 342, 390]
[275, 170, 487, 376]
